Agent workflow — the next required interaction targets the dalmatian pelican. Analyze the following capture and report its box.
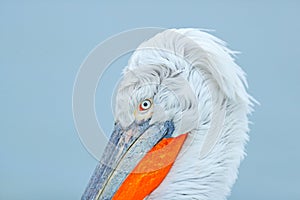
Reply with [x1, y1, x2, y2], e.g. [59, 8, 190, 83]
[82, 29, 255, 200]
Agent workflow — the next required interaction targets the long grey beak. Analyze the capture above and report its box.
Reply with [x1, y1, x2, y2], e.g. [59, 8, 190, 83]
[82, 119, 174, 200]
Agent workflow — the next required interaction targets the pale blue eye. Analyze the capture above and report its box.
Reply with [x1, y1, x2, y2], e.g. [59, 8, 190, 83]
[139, 99, 151, 111]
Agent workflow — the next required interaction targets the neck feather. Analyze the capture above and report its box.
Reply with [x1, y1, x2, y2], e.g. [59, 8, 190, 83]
[147, 67, 251, 200]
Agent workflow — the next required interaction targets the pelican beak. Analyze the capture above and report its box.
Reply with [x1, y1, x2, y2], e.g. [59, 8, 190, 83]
[81, 119, 178, 200]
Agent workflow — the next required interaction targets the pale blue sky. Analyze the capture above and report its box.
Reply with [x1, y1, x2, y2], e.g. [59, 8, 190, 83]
[1, 1, 300, 199]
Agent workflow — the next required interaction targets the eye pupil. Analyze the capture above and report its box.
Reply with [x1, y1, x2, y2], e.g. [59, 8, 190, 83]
[139, 99, 152, 111]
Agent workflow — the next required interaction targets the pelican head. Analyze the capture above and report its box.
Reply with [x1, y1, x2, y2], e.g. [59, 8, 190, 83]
[82, 29, 255, 200]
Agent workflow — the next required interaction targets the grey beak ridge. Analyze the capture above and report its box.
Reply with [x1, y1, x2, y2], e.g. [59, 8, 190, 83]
[82, 119, 174, 200]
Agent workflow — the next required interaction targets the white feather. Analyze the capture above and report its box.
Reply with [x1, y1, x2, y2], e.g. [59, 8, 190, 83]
[116, 29, 255, 200]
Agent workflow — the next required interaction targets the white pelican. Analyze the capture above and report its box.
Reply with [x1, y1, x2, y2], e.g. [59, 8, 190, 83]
[82, 29, 254, 200]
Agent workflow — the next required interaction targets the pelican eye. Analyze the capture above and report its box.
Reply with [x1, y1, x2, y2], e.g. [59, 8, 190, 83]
[139, 99, 152, 111]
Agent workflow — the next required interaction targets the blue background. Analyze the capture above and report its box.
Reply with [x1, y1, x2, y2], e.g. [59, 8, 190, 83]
[1, 1, 299, 199]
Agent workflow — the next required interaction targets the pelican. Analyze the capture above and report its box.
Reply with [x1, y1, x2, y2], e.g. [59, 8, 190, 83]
[82, 28, 255, 200]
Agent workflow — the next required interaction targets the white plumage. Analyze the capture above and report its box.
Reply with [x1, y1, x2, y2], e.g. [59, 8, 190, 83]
[115, 28, 255, 199]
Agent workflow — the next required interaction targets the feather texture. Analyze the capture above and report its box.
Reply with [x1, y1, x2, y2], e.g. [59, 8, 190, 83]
[116, 29, 255, 200]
